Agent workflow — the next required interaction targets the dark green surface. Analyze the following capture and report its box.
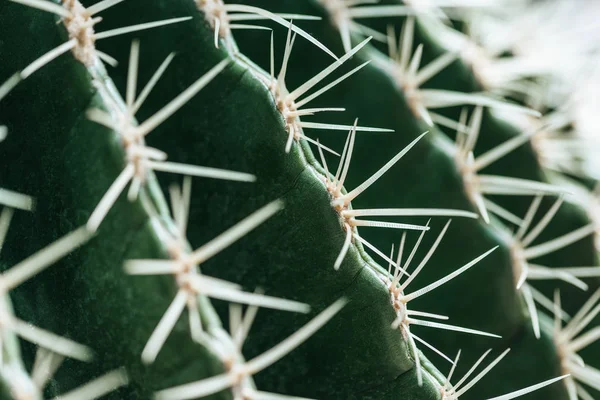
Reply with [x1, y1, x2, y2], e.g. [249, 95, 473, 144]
[0, 2, 229, 398]
[224, 0, 599, 398]
[1, 0, 599, 399]
[90, 0, 443, 396]
[0, 0, 448, 398]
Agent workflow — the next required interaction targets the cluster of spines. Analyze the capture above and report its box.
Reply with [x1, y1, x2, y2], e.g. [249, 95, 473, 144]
[220, 1, 586, 398]
[311, 1, 600, 398]
[2, 0, 600, 399]
[284, 0, 600, 398]
[0, 0, 353, 398]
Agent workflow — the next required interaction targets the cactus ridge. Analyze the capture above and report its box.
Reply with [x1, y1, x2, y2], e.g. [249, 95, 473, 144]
[1, 0, 600, 399]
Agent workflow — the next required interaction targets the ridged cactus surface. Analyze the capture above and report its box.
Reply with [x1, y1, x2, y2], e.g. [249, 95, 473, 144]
[1, 0, 600, 399]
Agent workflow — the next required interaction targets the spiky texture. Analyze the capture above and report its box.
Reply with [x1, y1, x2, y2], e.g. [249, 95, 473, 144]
[1, 0, 599, 399]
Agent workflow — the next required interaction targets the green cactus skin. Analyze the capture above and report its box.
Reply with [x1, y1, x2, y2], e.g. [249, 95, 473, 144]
[0, 1, 230, 397]
[225, 1, 600, 398]
[1, 0, 599, 399]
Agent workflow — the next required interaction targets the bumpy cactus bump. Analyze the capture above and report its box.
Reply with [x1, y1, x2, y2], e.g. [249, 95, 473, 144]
[1, 0, 600, 399]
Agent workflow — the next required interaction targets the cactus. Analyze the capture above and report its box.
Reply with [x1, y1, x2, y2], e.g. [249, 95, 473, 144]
[1, 0, 599, 399]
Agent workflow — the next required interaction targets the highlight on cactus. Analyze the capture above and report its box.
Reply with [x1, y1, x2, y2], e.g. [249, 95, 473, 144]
[1, 0, 600, 399]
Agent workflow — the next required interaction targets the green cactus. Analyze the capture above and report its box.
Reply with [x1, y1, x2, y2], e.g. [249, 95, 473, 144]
[1, 0, 599, 399]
